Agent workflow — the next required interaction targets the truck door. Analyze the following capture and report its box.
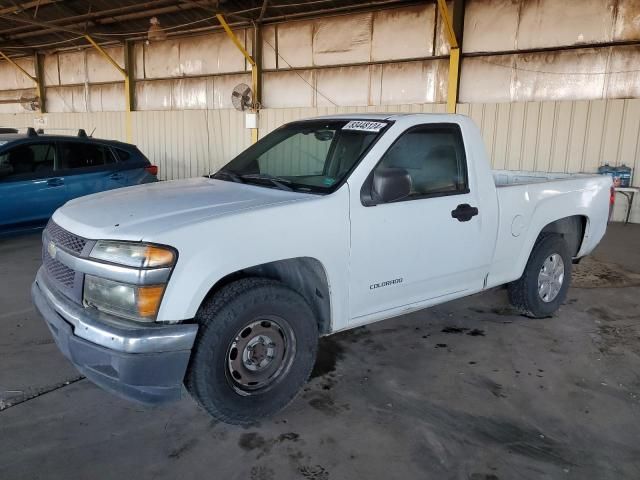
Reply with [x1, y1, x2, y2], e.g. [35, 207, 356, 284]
[348, 123, 492, 321]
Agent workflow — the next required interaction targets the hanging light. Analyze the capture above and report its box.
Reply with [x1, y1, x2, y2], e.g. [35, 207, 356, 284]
[147, 17, 167, 42]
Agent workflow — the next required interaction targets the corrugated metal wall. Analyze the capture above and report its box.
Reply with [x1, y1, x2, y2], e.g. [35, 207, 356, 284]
[1, 99, 636, 222]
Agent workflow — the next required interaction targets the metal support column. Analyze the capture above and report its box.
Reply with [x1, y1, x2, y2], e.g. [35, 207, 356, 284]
[437, 0, 465, 113]
[33, 53, 46, 113]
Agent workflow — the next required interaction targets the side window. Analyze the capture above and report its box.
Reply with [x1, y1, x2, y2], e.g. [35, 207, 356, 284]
[375, 125, 468, 199]
[115, 148, 131, 161]
[58, 142, 116, 171]
[0, 143, 56, 180]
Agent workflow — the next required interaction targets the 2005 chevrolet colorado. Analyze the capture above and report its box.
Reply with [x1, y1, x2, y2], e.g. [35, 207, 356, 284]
[32, 114, 612, 424]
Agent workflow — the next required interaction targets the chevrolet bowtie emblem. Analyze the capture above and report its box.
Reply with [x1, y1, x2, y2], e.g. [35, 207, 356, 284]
[47, 241, 57, 259]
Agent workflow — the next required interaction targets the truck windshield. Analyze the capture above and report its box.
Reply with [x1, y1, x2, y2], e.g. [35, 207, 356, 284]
[212, 120, 387, 193]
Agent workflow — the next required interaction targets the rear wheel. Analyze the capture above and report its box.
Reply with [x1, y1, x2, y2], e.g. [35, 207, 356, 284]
[508, 234, 572, 318]
[185, 278, 318, 425]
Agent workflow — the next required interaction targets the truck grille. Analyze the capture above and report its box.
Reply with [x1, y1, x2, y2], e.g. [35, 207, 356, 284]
[43, 249, 75, 288]
[45, 220, 87, 254]
[42, 220, 90, 303]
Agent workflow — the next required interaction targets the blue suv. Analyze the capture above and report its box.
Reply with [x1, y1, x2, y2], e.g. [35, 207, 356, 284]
[0, 129, 158, 233]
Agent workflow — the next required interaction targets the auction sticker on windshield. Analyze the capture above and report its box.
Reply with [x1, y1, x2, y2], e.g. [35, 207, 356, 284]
[342, 121, 387, 133]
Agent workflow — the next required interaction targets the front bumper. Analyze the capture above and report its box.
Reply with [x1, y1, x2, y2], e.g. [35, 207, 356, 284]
[32, 268, 198, 404]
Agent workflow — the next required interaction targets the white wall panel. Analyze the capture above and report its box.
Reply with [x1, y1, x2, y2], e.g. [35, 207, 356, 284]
[263, 71, 315, 108]
[379, 60, 448, 105]
[262, 25, 278, 70]
[464, 0, 640, 53]
[0, 89, 36, 114]
[615, 0, 640, 41]
[42, 54, 60, 86]
[88, 83, 125, 112]
[460, 46, 640, 103]
[171, 78, 209, 110]
[143, 40, 181, 78]
[86, 46, 124, 83]
[315, 66, 369, 106]
[46, 86, 86, 113]
[0, 57, 35, 90]
[58, 51, 85, 85]
[277, 21, 313, 68]
[313, 13, 372, 66]
[371, 5, 435, 61]
[517, 0, 615, 50]
[604, 45, 640, 99]
[463, 0, 519, 54]
[135, 80, 172, 111]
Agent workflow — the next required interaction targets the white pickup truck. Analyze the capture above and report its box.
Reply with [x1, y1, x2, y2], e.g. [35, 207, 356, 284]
[32, 113, 611, 424]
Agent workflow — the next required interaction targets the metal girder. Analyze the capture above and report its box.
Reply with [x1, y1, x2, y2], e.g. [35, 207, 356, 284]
[437, 0, 465, 113]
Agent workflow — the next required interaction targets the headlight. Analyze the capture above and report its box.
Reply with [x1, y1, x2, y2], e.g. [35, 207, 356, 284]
[85, 240, 176, 322]
[84, 275, 165, 322]
[90, 241, 175, 268]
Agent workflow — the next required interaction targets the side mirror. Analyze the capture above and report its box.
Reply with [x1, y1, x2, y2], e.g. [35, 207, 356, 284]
[371, 167, 412, 204]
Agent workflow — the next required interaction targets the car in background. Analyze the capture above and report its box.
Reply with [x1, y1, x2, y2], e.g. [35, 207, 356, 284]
[0, 128, 158, 234]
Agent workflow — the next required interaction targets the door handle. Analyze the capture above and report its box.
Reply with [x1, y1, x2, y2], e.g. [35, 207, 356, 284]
[451, 203, 479, 222]
[46, 178, 64, 187]
[109, 173, 124, 180]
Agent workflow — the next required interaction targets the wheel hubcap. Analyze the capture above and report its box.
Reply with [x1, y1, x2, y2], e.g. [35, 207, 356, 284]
[226, 318, 295, 395]
[538, 253, 565, 303]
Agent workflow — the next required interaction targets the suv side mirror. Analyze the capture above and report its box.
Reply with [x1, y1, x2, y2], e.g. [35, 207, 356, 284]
[371, 167, 412, 204]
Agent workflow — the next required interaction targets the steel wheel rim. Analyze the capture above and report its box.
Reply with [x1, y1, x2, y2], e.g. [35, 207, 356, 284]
[537, 253, 565, 303]
[226, 316, 296, 396]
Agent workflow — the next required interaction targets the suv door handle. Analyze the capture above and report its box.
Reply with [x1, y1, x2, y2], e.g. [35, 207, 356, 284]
[451, 203, 479, 222]
[46, 178, 64, 187]
[109, 173, 124, 180]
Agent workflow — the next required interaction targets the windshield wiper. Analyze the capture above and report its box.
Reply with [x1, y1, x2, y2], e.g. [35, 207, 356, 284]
[210, 170, 244, 183]
[240, 173, 293, 192]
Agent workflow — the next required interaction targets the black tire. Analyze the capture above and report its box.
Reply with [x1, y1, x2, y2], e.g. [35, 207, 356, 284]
[507, 234, 572, 318]
[185, 278, 318, 425]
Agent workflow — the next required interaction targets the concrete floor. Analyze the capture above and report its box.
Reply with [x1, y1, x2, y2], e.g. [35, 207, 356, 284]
[1, 225, 640, 480]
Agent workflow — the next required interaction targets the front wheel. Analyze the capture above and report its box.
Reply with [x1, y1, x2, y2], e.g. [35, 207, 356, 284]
[508, 234, 572, 318]
[185, 278, 318, 425]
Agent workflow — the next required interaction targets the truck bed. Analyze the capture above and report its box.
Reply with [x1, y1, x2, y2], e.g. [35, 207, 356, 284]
[493, 170, 597, 187]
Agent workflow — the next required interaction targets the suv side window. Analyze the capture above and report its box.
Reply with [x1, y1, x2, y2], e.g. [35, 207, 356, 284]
[0, 143, 56, 181]
[58, 142, 117, 171]
[114, 148, 131, 161]
[374, 124, 468, 199]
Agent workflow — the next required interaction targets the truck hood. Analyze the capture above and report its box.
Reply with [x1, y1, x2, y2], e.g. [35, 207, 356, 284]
[53, 177, 313, 240]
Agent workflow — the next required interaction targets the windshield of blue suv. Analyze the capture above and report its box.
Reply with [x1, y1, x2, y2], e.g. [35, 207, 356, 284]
[212, 119, 389, 193]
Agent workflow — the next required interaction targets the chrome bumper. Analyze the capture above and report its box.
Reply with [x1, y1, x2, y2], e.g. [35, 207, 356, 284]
[32, 267, 198, 404]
